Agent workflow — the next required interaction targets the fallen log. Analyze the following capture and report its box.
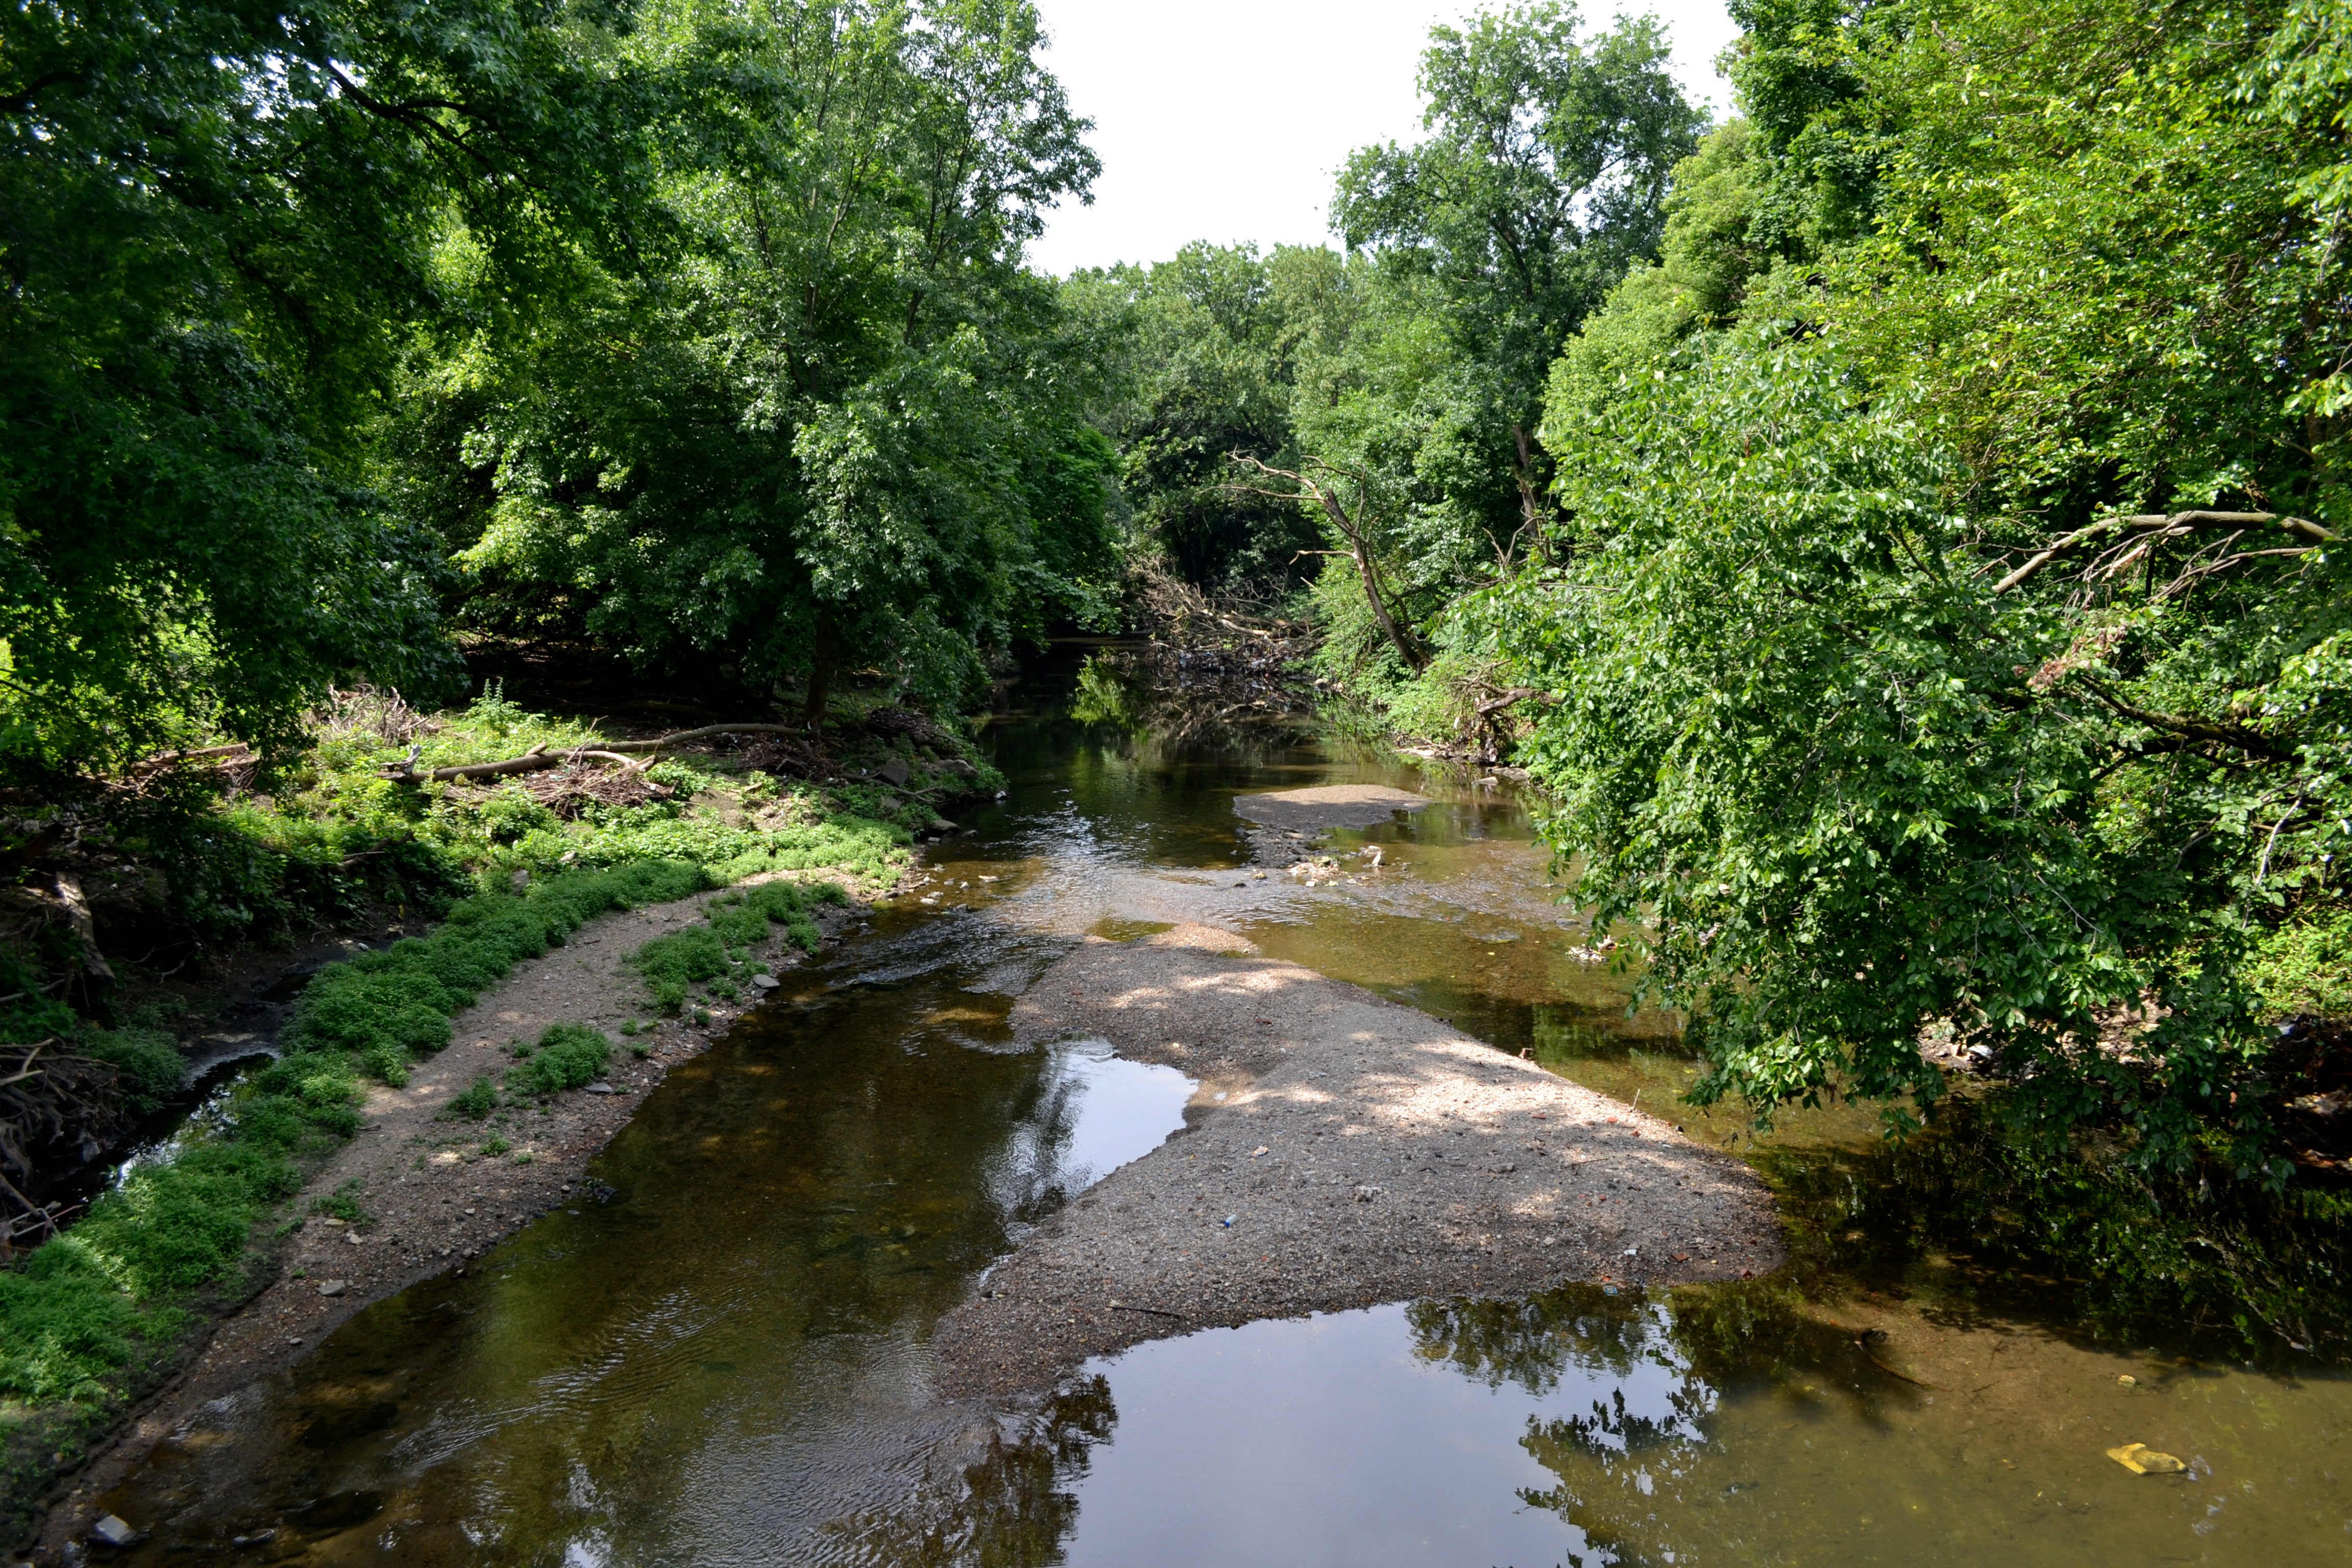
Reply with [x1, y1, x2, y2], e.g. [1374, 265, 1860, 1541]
[385, 722, 810, 783]
[128, 741, 254, 773]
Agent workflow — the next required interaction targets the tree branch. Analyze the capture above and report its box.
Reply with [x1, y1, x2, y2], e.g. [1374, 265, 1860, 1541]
[1995, 511, 2336, 594]
[2079, 679, 2296, 763]
[1228, 453, 1426, 671]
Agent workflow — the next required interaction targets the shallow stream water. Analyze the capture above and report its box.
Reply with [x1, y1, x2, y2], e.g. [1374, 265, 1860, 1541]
[96, 653, 2352, 1564]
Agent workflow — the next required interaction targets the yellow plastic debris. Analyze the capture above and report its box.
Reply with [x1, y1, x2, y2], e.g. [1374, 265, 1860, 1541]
[2106, 1443, 2186, 1475]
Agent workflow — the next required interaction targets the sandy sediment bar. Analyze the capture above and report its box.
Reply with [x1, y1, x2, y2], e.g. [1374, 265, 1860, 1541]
[933, 938, 1785, 1397]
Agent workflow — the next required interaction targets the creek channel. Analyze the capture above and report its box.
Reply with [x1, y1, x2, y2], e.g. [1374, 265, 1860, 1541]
[93, 653, 2352, 1565]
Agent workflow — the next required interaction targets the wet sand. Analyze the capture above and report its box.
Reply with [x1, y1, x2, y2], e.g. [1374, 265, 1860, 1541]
[934, 938, 1784, 1396]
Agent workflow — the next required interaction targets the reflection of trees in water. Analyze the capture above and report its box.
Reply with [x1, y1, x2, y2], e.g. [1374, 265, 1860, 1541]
[1409, 1281, 1871, 1561]
[842, 1377, 1118, 1567]
[1066, 650, 1311, 764]
[1409, 1289, 1662, 1395]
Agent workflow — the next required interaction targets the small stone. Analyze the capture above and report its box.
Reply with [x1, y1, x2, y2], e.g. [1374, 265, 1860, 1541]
[345, 1231, 364, 1245]
[90, 1514, 137, 1548]
[317, 1279, 348, 1297]
[752, 974, 780, 990]
[877, 757, 911, 787]
[585, 1082, 615, 1095]
[2118, 1374, 2138, 1386]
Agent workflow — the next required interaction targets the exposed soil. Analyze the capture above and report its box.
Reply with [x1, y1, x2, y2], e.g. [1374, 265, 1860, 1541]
[932, 937, 1785, 1397]
[34, 879, 864, 1560]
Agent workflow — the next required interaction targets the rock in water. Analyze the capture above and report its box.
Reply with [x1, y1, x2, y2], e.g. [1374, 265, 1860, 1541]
[91, 1514, 138, 1547]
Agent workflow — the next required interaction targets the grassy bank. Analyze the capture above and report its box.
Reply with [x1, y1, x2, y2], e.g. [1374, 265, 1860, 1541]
[0, 685, 996, 1547]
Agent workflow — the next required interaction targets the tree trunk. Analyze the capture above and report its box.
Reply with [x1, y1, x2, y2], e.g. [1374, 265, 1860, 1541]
[804, 612, 838, 725]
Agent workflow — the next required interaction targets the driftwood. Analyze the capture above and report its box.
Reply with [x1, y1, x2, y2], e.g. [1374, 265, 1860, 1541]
[386, 723, 814, 785]
[3, 874, 115, 980]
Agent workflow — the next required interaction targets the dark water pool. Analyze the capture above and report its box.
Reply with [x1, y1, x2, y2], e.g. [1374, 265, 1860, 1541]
[95, 652, 2352, 1564]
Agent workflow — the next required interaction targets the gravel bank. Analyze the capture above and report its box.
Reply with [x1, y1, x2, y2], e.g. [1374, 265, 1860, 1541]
[933, 938, 1785, 1397]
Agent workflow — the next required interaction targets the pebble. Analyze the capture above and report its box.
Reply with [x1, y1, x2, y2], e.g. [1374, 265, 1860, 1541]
[317, 1280, 348, 1297]
[90, 1515, 137, 1548]
[585, 1082, 615, 1095]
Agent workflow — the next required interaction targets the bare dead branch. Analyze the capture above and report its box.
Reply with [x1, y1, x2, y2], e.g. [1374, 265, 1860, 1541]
[1229, 453, 1427, 671]
[1995, 511, 2337, 594]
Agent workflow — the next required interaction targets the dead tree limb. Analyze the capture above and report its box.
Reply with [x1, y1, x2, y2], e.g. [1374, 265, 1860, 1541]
[128, 741, 255, 773]
[1228, 453, 1427, 670]
[51, 874, 112, 981]
[386, 723, 817, 785]
[1995, 511, 2336, 595]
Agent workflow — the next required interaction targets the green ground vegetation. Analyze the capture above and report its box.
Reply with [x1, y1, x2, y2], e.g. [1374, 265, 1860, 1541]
[627, 879, 839, 1014]
[0, 681, 959, 1540]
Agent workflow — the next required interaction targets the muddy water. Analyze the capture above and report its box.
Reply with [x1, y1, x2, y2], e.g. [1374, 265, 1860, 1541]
[97, 656, 2352, 1564]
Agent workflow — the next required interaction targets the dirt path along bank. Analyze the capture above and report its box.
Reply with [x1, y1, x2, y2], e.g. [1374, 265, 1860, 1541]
[37, 883, 860, 1560]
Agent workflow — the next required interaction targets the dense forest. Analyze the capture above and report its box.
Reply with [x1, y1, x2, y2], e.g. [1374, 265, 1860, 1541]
[4, 0, 2351, 1460]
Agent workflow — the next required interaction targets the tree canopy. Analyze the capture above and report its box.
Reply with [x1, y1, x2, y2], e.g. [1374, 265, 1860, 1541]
[1496, 0, 2352, 1170]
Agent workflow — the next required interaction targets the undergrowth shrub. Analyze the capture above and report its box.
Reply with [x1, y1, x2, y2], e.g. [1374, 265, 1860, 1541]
[445, 1076, 498, 1119]
[82, 1029, 185, 1114]
[288, 859, 712, 1079]
[507, 1024, 609, 1096]
[626, 879, 841, 1013]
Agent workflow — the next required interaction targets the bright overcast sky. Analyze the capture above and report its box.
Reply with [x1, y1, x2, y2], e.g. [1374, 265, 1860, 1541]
[1025, 1, 1741, 277]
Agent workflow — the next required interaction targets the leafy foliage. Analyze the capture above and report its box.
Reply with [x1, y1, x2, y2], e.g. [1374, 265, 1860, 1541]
[433, 0, 1119, 710]
[1498, 0, 2352, 1170]
[626, 876, 835, 1013]
[506, 1024, 610, 1096]
[0, 0, 683, 769]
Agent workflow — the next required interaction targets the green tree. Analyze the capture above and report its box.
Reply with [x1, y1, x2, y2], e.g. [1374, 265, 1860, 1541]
[1504, 0, 2352, 1171]
[0, 0, 680, 770]
[436, 0, 1115, 715]
[1062, 243, 1350, 596]
[1258, 2, 1701, 703]
[1331, 1, 1704, 524]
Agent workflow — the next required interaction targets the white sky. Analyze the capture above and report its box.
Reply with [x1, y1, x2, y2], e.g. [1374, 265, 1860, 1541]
[1025, 1, 1741, 277]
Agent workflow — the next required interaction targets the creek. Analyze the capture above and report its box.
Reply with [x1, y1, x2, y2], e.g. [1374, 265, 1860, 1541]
[93, 651, 2352, 1564]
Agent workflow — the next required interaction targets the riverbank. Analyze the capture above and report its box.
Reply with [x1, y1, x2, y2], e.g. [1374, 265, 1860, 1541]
[28, 878, 867, 1559]
[0, 687, 1006, 1556]
[934, 936, 1782, 1396]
